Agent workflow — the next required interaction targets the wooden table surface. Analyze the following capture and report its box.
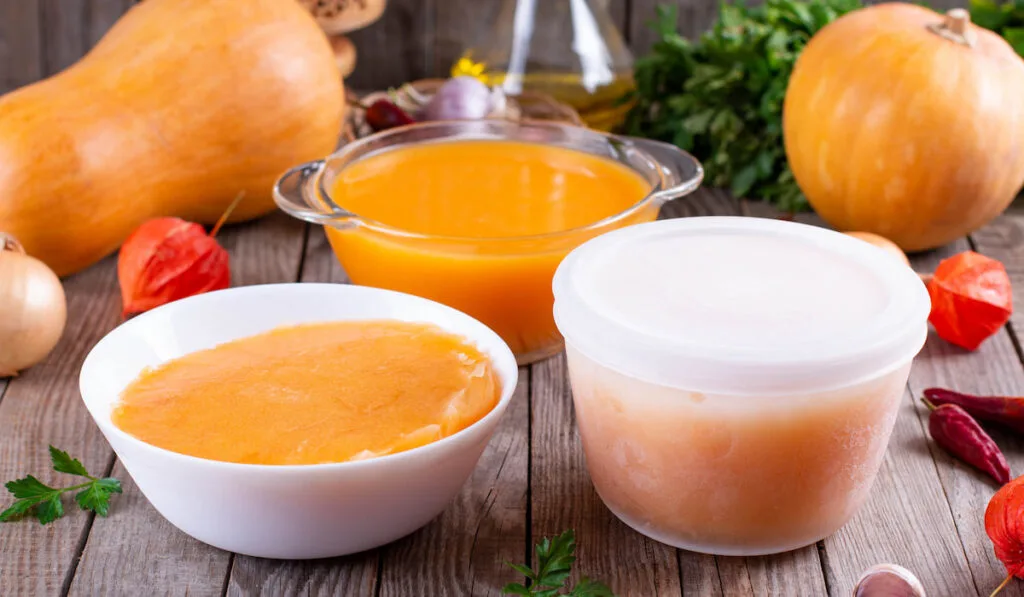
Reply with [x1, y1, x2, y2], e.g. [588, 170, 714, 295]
[3, 189, 1024, 597]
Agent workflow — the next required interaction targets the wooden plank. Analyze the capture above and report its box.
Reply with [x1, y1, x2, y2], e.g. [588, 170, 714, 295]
[907, 238, 1024, 597]
[0, 0, 44, 92]
[227, 553, 378, 597]
[299, 226, 348, 284]
[225, 222, 379, 597]
[530, 354, 683, 596]
[379, 368, 529, 596]
[675, 193, 827, 593]
[743, 199, 985, 595]
[522, 190, 740, 596]
[820, 388, 978, 596]
[0, 257, 120, 595]
[347, 0, 434, 91]
[86, 0, 132, 48]
[969, 201, 1024, 340]
[69, 213, 306, 597]
[41, 0, 88, 75]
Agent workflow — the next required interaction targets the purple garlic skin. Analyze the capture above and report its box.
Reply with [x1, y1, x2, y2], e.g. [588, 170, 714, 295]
[422, 76, 494, 121]
[853, 564, 926, 597]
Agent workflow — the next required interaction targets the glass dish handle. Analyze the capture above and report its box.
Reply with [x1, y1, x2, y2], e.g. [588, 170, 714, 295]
[630, 138, 705, 205]
[273, 160, 337, 224]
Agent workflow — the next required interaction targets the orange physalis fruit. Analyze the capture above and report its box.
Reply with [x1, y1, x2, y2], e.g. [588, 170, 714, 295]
[117, 218, 230, 318]
[986, 475, 1024, 595]
[927, 251, 1012, 351]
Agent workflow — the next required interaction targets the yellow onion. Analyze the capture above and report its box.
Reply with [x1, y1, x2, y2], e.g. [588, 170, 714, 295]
[0, 233, 67, 376]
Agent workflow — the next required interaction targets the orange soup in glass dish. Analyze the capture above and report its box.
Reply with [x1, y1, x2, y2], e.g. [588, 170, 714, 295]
[274, 121, 703, 364]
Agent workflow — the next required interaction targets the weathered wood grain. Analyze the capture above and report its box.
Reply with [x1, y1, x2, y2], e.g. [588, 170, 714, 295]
[0, 0, 43, 92]
[0, 257, 120, 595]
[379, 368, 529, 596]
[970, 201, 1024, 340]
[300, 226, 348, 284]
[86, 0, 133, 48]
[907, 239, 1024, 597]
[742, 200, 993, 596]
[69, 213, 306, 597]
[227, 553, 378, 597]
[820, 388, 977, 596]
[531, 354, 683, 597]
[677, 191, 829, 596]
[41, 0, 89, 75]
[347, 0, 435, 90]
[223, 220, 379, 597]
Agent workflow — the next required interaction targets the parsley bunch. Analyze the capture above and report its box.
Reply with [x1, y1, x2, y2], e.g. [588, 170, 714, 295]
[1, 446, 122, 524]
[503, 530, 615, 597]
[625, 0, 862, 212]
[970, 0, 1024, 55]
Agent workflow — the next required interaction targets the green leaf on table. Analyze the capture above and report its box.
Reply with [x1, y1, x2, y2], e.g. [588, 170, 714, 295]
[75, 478, 123, 517]
[49, 445, 92, 478]
[1, 446, 121, 524]
[502, 529, 616, 596]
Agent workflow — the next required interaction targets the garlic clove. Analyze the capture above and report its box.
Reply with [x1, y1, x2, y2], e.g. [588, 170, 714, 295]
[853, 564, 926, 596]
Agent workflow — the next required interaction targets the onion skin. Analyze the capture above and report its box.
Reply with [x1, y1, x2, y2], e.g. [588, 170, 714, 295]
[0, 234, 67, 376]
[422, 76, 493, 121]
[845, 231, 911, 266]
[853, 563, 926, 596]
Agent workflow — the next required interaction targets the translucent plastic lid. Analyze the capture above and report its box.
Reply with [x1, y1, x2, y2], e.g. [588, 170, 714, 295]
[552, 217, 932, 395]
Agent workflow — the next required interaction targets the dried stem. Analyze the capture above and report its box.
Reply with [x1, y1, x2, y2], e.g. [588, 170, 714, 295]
[210, 191, 246, 238]
[922, 397, 939, 412]
[989, 573, 1014, 597]
[0, 233, 24, 254]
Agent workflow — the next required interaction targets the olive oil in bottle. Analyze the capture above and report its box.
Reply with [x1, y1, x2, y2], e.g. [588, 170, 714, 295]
[451, 0, 636, 131]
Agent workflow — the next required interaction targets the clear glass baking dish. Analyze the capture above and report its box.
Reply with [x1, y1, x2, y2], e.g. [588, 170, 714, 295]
[274, 120, 703, 364]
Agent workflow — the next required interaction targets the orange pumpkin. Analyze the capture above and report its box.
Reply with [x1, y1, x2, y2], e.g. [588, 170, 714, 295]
[784, 4, 1024, 252]
[0, 0, 344, 276]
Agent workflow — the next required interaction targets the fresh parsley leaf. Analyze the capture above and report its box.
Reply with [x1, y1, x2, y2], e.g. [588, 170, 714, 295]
[503, 530, 616, 596]
[36, 494, 65, 525]
[569, 578, 616, 597]
[626, 0, 864, 212]
[5, 475, 57, 499]
[49, 445, 92, 478]
[75, 478, 122, 517]
[1, 446, 121, 524]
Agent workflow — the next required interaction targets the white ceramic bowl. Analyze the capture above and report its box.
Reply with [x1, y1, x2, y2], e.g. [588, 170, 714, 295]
[79, 283, 519, 559]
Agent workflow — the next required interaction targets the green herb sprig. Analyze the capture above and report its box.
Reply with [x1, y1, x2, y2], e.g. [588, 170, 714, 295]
[970, 0, 1024, 56]
[0, 446, 122, 524]
[503, 529, 615, 597]
[625, 0, 862, 212]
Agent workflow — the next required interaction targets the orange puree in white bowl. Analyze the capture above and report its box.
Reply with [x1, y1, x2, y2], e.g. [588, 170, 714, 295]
[112, 320, 499, 465]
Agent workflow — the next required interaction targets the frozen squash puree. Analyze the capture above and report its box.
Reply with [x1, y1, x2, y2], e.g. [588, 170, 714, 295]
[111, 320, 500, 465]
[324, 140, 654, 363]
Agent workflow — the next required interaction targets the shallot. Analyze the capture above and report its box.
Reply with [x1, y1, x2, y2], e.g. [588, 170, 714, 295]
[853, 563, 925, 596]
[422, 76, 495, 121]
[0, 233, 67, 376]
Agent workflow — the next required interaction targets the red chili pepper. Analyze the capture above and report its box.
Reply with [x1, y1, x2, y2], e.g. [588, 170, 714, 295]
[927, 251, 1012, 351]
[986, 475, 1024, 596]
[925, 400, 1011, 486]
[365, 99, 415, 132]
[924, 388, 1024, 434]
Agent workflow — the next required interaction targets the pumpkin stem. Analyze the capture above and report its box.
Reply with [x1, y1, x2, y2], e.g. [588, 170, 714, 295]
[0, 233, 24, 254]
[928, 8, 976, 47]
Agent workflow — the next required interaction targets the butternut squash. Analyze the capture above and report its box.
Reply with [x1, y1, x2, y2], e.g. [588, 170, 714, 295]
[0, 0, 345, 276]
